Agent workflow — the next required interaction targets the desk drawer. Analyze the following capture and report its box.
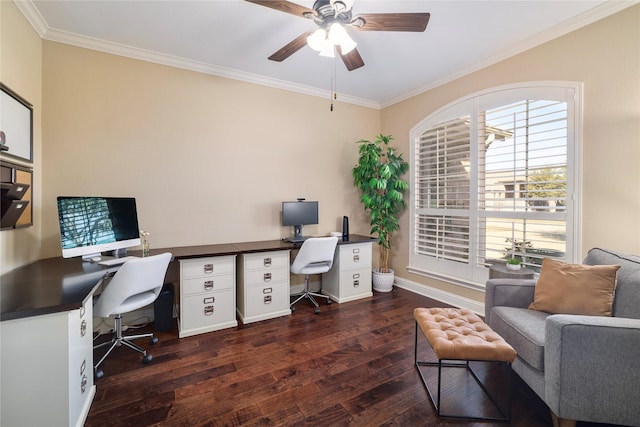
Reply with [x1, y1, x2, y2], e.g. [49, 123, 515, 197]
[339, 243, 372, 271]
[181, 256, 234, 279]
[182, 274, 234, 295]
[244, 267, 289, 287]
[337, 268, 372, 298]
[245, 281, 289, 317]
[243, 251, 289, 270]
[181, 289, 235, 330]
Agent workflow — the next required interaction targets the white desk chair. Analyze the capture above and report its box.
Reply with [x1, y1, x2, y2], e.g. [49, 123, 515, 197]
[93, 252, 172, 378]
[290, 236, 338, 314]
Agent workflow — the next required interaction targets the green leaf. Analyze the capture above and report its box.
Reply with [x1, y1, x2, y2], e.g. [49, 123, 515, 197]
[352, 134, 408, 271]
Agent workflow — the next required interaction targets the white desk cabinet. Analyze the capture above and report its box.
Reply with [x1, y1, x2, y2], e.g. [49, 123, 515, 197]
[237, 250, 291, 324]
[0, 298, 95, 427]
[322, 242, 373, 303]
[179, 255, 238, 338]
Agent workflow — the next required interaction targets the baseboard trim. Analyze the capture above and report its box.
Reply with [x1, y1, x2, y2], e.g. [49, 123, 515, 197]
[394, 276, 485, 316]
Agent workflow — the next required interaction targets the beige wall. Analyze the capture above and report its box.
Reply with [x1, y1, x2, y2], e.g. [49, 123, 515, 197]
[39, 42, 379, 259]
[0, 1, 43, 272]
[382, 5, 640, 301]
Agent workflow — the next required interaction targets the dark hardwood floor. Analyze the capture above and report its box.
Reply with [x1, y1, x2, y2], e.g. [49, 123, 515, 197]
[86, 288, 607, 427]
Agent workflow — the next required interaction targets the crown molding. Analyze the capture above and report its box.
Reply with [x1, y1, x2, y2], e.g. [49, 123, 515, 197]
[15, 0, 634, 111]
[381, 0, 639, 108]
[13, 0, 47, 38]
[14, 0, 380, 110]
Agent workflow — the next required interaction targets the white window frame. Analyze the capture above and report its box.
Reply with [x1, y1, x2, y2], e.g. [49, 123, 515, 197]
[408, 81, 582, 290]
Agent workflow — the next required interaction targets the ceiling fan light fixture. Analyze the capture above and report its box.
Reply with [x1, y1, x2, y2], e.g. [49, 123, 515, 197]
[307, 28, 327, 51]
[319, 40, 335, 58]
[328, 22, 347, 44]
[339, 35, 357, 54]
[328, 23, 356, 55]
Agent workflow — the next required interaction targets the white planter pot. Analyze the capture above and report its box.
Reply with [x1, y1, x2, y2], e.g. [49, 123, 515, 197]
[506, 263, 521, 271]
[372, 268, 395, 292]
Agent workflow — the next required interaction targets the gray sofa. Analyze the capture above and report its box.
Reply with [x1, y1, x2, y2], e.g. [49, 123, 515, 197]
[485, 248, 640, 427]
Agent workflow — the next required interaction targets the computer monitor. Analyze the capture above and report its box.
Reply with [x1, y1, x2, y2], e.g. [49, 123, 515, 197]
[57, 196, 141, 261]
[282, 200, 318, 242]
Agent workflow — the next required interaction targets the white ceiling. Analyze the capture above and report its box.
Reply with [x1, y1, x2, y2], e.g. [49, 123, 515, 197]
[18, 0, 636, 108]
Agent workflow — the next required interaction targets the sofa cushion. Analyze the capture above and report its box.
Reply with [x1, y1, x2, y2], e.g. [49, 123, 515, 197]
[584, 248, 640, 319]
[528, 258, 619, 316]
[489, 306, 550, 371]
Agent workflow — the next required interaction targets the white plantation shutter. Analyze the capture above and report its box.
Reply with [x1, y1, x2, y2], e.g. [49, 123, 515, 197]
[415, 215, 470, 262]
[478, 100, 568, 270]
[410, 83, 580, 286]
[415, 116, 471, 264]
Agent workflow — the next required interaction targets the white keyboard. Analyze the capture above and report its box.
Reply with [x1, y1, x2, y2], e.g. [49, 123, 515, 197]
[98, 256, 139, 266]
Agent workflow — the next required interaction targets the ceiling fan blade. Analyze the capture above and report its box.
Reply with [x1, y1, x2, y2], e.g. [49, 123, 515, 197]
[245, 0, 315, 18]
[351, 13, 430, 32]
[268, 32, 310, 62]
[338, 47, 365, 72]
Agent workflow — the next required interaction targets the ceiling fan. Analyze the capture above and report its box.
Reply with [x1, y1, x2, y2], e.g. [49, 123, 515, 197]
[246, 0, 430, 71]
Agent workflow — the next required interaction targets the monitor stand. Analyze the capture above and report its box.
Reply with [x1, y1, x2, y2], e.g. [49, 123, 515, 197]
[82, 253, 103, 263]
[285, 225, 305, 243]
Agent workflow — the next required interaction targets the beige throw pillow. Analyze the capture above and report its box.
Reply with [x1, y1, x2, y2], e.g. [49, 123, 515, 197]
[528, 258, 620, 316]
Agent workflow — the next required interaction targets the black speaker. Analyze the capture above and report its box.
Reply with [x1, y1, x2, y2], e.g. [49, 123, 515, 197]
[342, 216, 349, 241]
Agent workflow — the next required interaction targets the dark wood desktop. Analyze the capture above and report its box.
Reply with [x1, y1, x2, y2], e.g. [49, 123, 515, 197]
[0, 234, 374, 321]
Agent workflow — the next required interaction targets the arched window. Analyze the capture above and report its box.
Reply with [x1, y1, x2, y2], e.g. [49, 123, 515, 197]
[409, 82, 582, 287]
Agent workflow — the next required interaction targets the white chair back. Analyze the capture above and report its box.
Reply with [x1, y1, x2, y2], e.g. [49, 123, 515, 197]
[290, 237, 338, 275]
[94, 252, 172, 318]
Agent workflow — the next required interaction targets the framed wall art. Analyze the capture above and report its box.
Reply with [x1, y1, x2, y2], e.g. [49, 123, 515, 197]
[0, 83, 33, 163]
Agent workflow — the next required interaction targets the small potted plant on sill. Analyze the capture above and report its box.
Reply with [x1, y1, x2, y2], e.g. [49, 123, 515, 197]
[506, 257, 522, 271]
[352, 134, 409, 292]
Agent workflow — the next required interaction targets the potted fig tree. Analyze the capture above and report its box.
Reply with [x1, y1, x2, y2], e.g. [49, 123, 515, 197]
[352, 134, 409, 292]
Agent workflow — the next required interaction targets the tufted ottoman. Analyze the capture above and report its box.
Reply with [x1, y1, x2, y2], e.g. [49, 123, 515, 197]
[414, 307, 516, 421]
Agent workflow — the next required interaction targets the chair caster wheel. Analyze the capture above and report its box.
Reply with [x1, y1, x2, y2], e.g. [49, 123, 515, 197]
[290, 306, 296, 313]
[143, 354, 153, 364]
[326, 298, 332, 305]
[150, 337, 159, 345]
[314, 307, 320, 314]
[94, 370, 104, 380]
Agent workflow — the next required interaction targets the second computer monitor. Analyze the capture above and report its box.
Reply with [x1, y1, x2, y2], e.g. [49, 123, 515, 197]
[282, 200, 318, 242]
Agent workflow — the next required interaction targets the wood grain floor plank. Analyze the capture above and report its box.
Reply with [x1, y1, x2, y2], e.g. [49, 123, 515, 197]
[87, 287, 598, 426]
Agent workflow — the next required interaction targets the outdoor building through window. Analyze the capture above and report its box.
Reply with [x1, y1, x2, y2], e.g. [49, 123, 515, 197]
[409, 83, 581, 287]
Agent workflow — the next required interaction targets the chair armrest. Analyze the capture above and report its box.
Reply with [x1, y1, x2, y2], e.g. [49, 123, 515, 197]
[545, 315, 640, 424]
[484, 278, 536, 324]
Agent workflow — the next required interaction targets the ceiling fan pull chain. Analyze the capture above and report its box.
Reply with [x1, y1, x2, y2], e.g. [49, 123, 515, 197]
[330, 54, 337, 111]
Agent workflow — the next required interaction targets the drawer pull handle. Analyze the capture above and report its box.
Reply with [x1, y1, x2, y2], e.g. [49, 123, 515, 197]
[80, 359, 86, 375]
[264, 257, 272, 267]
[203, 296, 215, 304]
[353, 273, 360, 279]
[353, 248, 360, 254]
[204, 264, 214, 274]
[204, 280, 214, 290]
[204, 306, 214, 316]
[353, 280, 360, 288]
[353, 255, 360, 262]
[263, 287, 272, 294]
[81, 374, 87, 394]
[264, 295, 272, 304]
[264, 272, 272, 282]
[80, 319, 87, 337]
